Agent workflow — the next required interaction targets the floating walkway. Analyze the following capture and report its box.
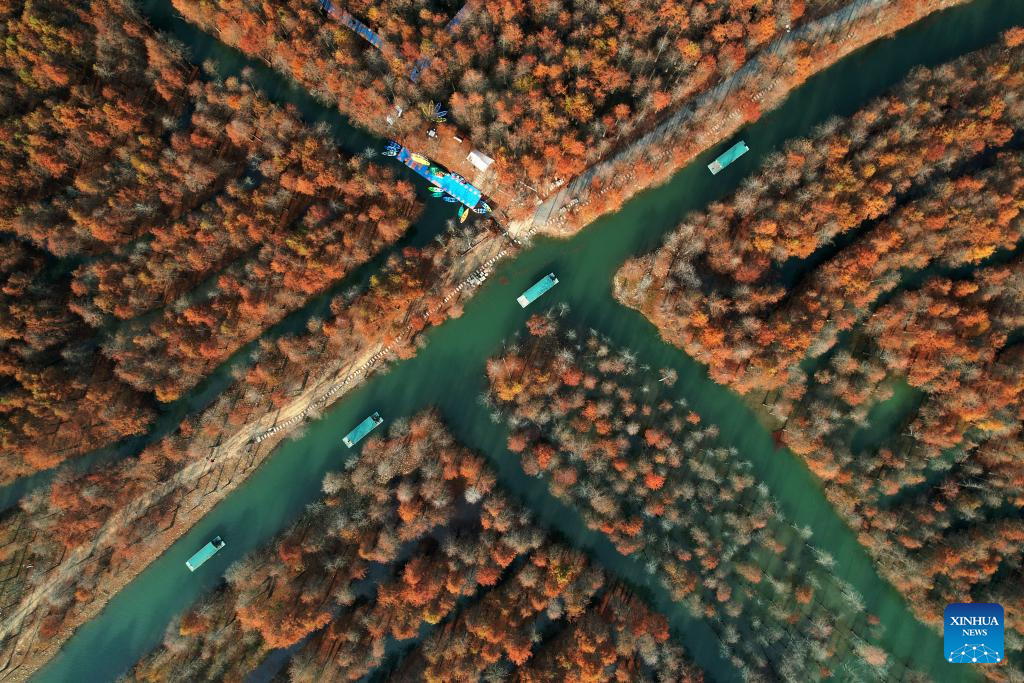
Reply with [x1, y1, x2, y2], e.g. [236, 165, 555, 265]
[343, 412, 383, 447]
[337, 10, 383, 48]
[315, 1, 495, 213]
[708, 140, 749, 174]
[384, 141, 490, 213]
[518, 273, 558, 307]
[185, 536, 225, 571]
[318, 0, 384, 49]
[318, 0, 469, 83]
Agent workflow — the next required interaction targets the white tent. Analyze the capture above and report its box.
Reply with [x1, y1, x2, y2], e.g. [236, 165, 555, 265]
[467, 150, 494, 172]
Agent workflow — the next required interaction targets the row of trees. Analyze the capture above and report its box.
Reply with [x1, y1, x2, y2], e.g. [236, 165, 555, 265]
[172, 0, 833, 213]
[70, 86, 419, 324]
[0, 239, 156, 479]
[2, 214, 502, 666]
[0, 0, 421, 480]
[485, 318, 906, 680]
[545, 0, 970, 236]
[93, 90, 420, 401]
[131, 410, 701, 682]
[0, 0, 190, 480]
[2, 0, 195, 255]
[780, 260, 1024, 659]
[616, 31, 1024, 396]
[613, 29, 1024, 675]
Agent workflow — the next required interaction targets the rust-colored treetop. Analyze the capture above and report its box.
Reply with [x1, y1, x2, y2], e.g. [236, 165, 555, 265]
[617, 34, 1024, 396]
[614, 29, 1024, 666]
[0, 0, 420, 481]
[486, 319, 901, 679]
[131, 410, 702, 683]
[173, 0, 842, 198]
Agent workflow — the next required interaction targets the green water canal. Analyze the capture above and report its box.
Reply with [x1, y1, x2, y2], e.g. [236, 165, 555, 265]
[33, 1, 1024, 680]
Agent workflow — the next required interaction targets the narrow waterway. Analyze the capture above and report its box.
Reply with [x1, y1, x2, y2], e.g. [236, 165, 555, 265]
[33, 1, 1024, 680]
[0, 0, 462, 512]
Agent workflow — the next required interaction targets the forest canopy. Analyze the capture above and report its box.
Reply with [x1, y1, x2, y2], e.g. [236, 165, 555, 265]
[484, 318, 914, 680]
[615, 29, 1024, 670]
[172, 0, 848, 209]
[2, 0, 1021, 680]
[130, 411, 702, 683]
[0, 0, 420, 480]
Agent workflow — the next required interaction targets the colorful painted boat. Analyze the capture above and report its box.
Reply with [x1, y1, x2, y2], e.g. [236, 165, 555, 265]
[517, 273, 559, 308]
[186, 536, 225, 572]
[343, 412, 383, 448]
[707, 140, 749, 175]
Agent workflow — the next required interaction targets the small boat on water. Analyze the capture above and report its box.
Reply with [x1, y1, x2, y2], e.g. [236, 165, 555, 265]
[343, 412, 383, 448]
[518, 273, 559, 308]
[708, 140, 749, 175]
[186, 536, 225, 572]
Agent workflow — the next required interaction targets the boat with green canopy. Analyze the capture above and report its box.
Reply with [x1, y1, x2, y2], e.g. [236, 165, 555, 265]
[185, 536, 225, 572]
[708, 140, 749, 175]
[517, 273, 559, 308]
[343, 412, 383, 448]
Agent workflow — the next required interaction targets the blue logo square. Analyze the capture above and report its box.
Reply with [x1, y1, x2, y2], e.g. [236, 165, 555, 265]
[944, 603, 1004, 663]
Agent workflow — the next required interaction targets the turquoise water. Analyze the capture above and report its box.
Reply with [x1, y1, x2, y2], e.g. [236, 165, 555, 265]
[33, 1, 1024, 680]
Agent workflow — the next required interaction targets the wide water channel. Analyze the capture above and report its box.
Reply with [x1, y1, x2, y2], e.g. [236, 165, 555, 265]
[34, 1, 1024, 680]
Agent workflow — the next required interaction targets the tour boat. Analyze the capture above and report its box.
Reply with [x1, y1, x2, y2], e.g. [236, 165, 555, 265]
[185, 536, 225, 572]
[343, 412, 383, 448]
[708, 140, 749, 175]
[518, 273, 559, 308]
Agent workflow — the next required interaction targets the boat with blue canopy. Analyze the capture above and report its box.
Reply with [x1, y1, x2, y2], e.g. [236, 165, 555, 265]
[518, 273, 559, 308]
[185, 536, 225, 572]
[343, 412, 383, 448]
[708, 140, 749, 175]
